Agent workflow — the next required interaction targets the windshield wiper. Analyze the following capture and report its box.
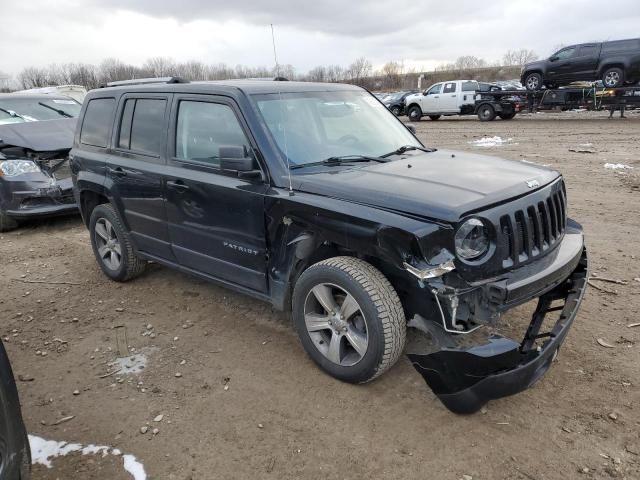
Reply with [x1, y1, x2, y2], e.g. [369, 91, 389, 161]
[38, 102, 73, 118]
[381, 145, 436, 158]
[290, 155, 386, 170]
[0, 106, 25, 120]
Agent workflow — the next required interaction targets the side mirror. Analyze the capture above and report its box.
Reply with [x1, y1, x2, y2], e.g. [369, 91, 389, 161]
[549, 56, 559, 62]
[219, 145, 256, 172]
[406, 124, 416, 134]
[423, 91, 428, 96]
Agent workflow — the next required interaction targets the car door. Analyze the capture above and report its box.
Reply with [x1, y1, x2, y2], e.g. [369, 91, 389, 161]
[164, 94, 269, 293]
[421, 83, 443, 113]
[572, 44, 602, 79]
[106, 93, 175, 261]
[546, 46, 578, 81]
[440, 82, 459, 112]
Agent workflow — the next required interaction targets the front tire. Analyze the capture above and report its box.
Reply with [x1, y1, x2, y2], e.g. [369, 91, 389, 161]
[407, 105, 422, 122]
[292, 257, 406, 384]
[390, 106, 401, 116]
[89, 204, 146, 282]
[602, 67, 624, 88]
[525, 72, 543, 91]
[0, 210, 18, 232]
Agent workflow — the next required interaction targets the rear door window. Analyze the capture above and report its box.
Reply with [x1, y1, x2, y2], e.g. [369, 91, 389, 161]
[578, 45, 599, 57]
[80, 98, 116, 148]
[175, 101, 250, 167]
[117, 98, 167, 156]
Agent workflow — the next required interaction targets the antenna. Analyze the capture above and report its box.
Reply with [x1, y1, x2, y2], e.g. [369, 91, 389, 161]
[271, 23, 294, 195]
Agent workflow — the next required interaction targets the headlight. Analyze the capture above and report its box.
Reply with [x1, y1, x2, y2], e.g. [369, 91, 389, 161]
[455, 218, 489, 260]
[0, 160, 41, 177]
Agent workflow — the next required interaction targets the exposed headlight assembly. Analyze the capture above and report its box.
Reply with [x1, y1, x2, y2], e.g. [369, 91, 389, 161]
[455, 218, 489, 260]
[0, 160, 41, 177]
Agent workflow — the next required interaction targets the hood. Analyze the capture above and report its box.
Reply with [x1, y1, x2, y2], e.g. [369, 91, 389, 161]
[524, 60, 547, 71]
[0, 118, 76, 152]
[294, 150, 560, 223]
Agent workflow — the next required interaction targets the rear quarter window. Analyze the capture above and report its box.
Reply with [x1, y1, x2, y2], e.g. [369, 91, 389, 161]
[602, 39, 639, 52]
[80, 98, 116, 148]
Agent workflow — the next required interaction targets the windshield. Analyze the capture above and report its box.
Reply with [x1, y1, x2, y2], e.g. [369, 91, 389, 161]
[0, 97, 81, 122]
[253, 90, 421, 168]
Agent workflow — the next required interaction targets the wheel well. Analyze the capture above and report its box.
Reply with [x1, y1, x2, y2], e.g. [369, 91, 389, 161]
[286, 242, 404, 312]
[599, 63, 625, 75]
[80, 190, 109, 227]
[406, 103, 421, 112]
[524, 70, 543, 78]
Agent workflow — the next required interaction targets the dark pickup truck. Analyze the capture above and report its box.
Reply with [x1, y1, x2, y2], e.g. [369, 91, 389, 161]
[521, 38, 640, 90]
[71, 78, 588, 413]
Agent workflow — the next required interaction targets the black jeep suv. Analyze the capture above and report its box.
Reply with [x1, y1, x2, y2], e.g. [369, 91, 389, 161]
[521, 38, 640, 90]
[71, 79, 588, 413]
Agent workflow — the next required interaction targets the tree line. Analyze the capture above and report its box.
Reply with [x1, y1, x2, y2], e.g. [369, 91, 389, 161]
[3, 49, 538, 92]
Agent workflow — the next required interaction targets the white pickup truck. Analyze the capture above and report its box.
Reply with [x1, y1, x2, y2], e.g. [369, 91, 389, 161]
[404, 80, 516, 121]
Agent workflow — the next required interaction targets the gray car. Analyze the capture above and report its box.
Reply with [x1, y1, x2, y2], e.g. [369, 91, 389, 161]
[0, 94, 79, 231]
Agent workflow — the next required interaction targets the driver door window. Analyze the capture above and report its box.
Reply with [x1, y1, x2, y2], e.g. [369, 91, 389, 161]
[554, 47, 576, 60]
[426, 84, 442, 95]
[175, 101, 250, 167]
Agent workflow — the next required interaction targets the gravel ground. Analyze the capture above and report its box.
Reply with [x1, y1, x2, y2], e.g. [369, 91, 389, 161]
[2, 110, 639, 480]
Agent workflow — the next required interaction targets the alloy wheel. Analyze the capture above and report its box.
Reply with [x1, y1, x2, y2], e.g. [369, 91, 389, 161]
[604, 71, 620, 87]
[526, 76, 539, 90]
[94, 218, 122, 270]
[303, 283, 369, 367]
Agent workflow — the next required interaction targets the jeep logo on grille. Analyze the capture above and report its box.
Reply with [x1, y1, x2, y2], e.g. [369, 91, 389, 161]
[526, 179, 540, 188]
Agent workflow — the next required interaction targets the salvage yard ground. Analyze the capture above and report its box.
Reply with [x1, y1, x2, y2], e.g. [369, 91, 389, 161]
[2, 110, 639, 480]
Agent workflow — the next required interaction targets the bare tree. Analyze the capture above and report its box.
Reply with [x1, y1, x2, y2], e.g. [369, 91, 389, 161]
[347, 57, 372, 86]
[454, 55, 487, 70]
[381, 61, 404, 89]
[143, 57, 177, 77]
[17, 67, 51, 89]
[502, 49, 538, 66]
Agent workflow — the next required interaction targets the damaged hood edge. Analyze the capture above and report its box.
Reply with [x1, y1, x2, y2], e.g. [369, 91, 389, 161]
[0, 118, 76, 152]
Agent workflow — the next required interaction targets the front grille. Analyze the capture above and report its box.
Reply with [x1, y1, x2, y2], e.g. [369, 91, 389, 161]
[499, 182, 567, 268]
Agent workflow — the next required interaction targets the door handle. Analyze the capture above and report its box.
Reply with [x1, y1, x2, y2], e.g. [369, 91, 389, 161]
[167, 180, 190, 192]
[451, 94, 456, 97]
[108, 167, 127, 177]
[433, 95, 439, 98]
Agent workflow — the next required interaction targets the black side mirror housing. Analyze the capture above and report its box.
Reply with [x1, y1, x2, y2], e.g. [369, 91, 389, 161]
[549, 56, 558, 62]
[219, 145, 256, 172]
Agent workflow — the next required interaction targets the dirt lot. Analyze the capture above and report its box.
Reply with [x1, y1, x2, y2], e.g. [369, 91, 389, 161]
[2, 110, 639, 480]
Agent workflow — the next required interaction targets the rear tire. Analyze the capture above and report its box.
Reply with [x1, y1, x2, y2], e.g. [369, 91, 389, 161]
[478, 104, 496, 122]
[525, 72, 543, 91]
[602, 67, 624, 88]
[89, 203, 146, 282]
[428, 115, 441, 121]
[0, 210, 18, 232]
[292, 256, 406, 384]
[390, 106, 401, 116]
[407, 105, 422, 122]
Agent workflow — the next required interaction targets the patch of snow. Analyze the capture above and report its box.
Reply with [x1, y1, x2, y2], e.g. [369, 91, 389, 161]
[521, 159, 551, 167]
[29, 435, 147, 480]
[579, 143, 593, 148]
[604, 163, 633, 170]
[109, 350, 149, 375]
[468, 136, 515, 147]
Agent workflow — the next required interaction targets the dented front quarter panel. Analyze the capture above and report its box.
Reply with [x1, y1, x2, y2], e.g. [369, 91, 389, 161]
[263, 187, 455, 311]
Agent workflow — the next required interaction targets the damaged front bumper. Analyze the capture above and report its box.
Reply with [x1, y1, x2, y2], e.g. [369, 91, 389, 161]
[408, 232, 589, 414]
[0, 174, 77, 219]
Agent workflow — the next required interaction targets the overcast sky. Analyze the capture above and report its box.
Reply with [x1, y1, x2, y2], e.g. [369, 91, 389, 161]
[2, 0, 640, 77]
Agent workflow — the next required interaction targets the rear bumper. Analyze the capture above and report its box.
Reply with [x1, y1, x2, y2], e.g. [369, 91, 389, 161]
[408, 244, 589, 414]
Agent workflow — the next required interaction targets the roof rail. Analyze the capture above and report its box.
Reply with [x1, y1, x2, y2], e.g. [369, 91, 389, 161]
[101, 77, 190, 88]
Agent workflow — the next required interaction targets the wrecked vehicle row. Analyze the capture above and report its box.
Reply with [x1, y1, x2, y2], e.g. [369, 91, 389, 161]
[0, 94, 79, 231]
[66, 78, 588, 413]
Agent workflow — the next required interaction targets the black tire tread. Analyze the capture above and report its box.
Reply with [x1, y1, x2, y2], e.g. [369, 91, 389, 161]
[92, 204, 146, 281]
[305, 256, 406, 382]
